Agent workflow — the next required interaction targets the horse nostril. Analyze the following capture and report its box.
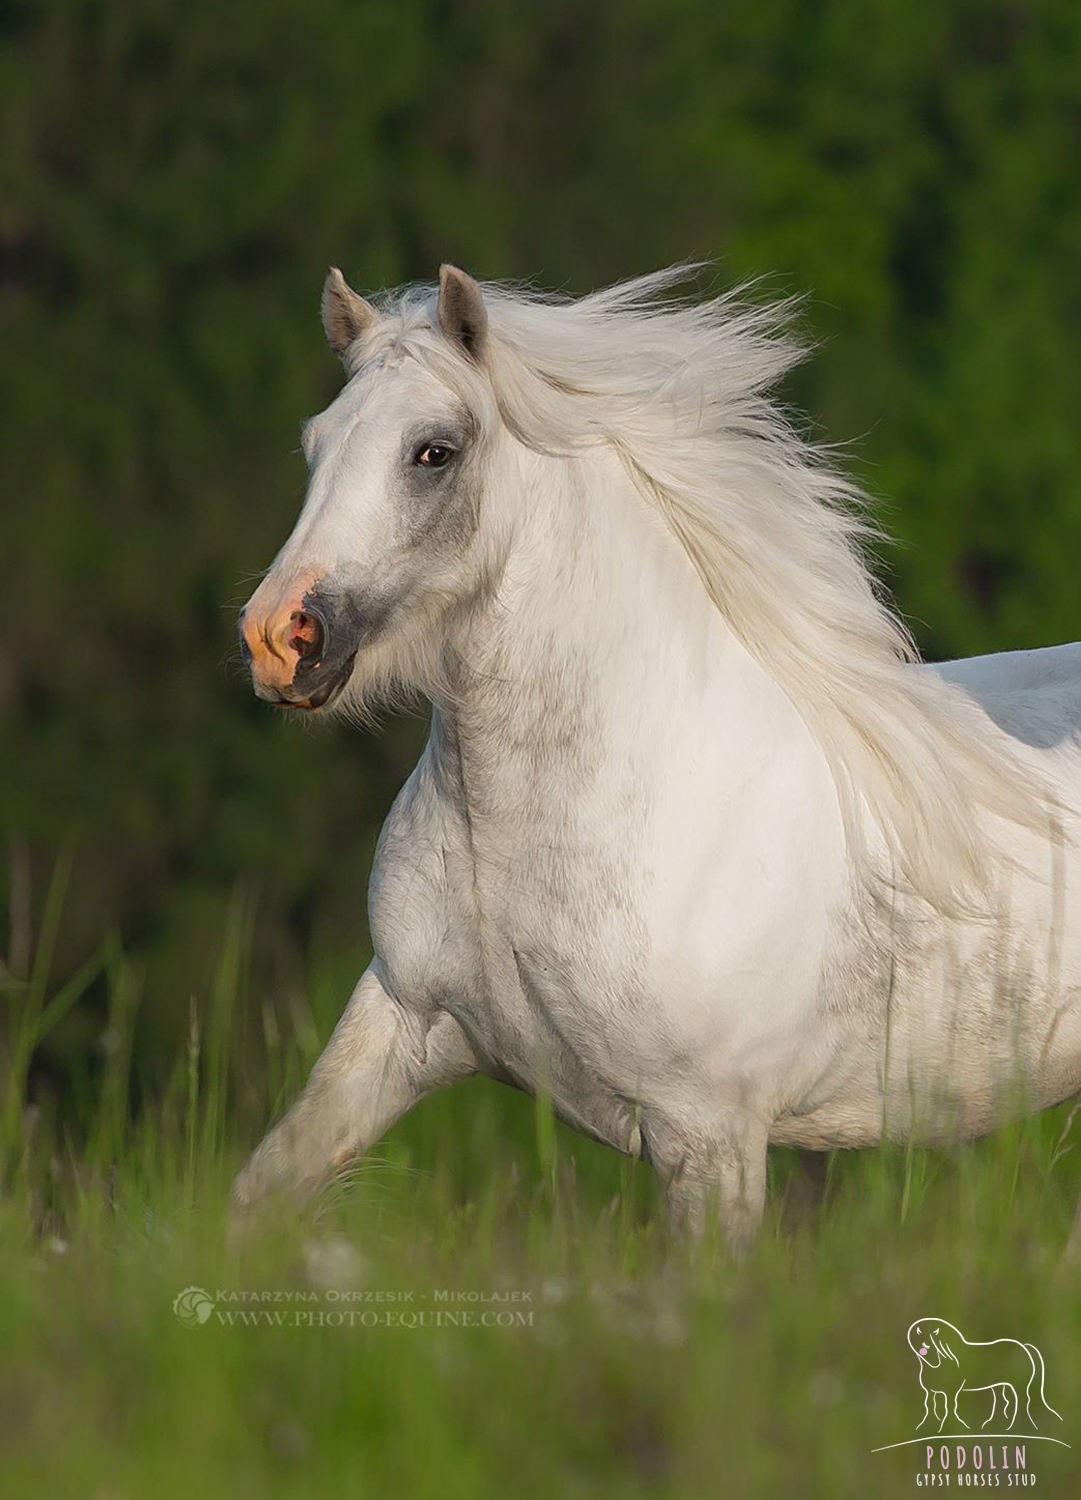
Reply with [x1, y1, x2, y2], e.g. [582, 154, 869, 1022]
[238, 607, 255, 667]
[288, 608, 325, 665]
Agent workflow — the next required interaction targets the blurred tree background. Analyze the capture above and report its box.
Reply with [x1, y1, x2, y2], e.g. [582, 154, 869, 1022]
[2, 0, 1080, 1102]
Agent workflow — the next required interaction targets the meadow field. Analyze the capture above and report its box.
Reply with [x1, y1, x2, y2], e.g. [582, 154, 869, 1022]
[3, 869, 1080, 1498]
[6, 2, 1081, 1495]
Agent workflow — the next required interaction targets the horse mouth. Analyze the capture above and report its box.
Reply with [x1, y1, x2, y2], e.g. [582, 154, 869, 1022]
[267, 651, 357, 712]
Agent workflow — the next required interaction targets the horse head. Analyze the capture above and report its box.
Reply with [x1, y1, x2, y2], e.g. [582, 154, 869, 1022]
[240, 264, 502, 717]
[908, 1318, 963, 1370]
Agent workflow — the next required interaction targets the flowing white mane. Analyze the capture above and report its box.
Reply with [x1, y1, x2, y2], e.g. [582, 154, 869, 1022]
[366, 266, 1052, 912]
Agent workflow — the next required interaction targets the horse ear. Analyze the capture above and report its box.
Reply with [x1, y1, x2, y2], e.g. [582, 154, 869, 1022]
[321, 267, 377, 358]
[437, 264, 488, 362]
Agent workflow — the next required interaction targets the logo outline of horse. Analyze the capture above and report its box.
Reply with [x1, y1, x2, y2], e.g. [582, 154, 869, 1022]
[908, 1318, 1062, 1434]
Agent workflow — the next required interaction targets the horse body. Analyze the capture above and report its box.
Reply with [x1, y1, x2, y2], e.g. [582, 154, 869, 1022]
[369, 440, 851, 1198]
[778, 644, 1081, 1153]
[369, 448, 1081, 1183]
[233, 265, 1081, 1248]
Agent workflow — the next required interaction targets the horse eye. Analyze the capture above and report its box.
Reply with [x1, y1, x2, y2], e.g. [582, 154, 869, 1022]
[414, 442, 455, 469]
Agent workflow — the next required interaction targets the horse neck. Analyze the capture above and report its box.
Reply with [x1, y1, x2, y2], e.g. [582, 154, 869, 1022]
[434, 444, 824, 816]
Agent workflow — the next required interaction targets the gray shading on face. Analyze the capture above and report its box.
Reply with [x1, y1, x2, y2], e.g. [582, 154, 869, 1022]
[394, 408, 482, 552]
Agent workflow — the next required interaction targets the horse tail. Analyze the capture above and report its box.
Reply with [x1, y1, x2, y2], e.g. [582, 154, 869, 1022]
[1023, 1344, 1062, 1423]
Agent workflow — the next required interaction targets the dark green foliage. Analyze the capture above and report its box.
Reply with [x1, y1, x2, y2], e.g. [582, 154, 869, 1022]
[2, 0, 1080, 1085]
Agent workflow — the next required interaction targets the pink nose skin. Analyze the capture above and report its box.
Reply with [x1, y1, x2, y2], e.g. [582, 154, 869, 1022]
[241, 601, 322, 696]
[240, 571, 327, 702]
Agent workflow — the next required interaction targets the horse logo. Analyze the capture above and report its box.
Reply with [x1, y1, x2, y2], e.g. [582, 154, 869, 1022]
[908, 1318, 1062, 1433]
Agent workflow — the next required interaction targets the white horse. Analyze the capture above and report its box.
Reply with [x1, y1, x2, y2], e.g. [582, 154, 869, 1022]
[908, 1318, 1062, 1433]
[233, 263, 1081, 1251]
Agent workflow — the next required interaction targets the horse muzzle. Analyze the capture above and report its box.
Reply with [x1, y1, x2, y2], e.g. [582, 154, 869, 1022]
[239, 579, 360, 712]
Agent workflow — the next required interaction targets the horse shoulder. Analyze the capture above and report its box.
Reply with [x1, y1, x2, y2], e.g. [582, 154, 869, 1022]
[368, 746, 469, 1008]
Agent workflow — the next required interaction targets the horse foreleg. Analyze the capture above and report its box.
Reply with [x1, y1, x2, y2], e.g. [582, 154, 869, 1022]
[953, 1384, 969, 1430]
[658, 1111, 770, 1258]
[934, 1391, 948, 1432]
[232, 966, 475, 1217]
[916, 1389, 931, 1430]
[982, 1387, 997, 1430]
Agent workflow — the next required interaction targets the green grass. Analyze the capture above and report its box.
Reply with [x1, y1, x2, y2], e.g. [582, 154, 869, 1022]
[3, 901, 1081, 1498]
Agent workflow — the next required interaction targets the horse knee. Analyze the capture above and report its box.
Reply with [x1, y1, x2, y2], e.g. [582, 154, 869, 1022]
[651, 1111, 771, 1255]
